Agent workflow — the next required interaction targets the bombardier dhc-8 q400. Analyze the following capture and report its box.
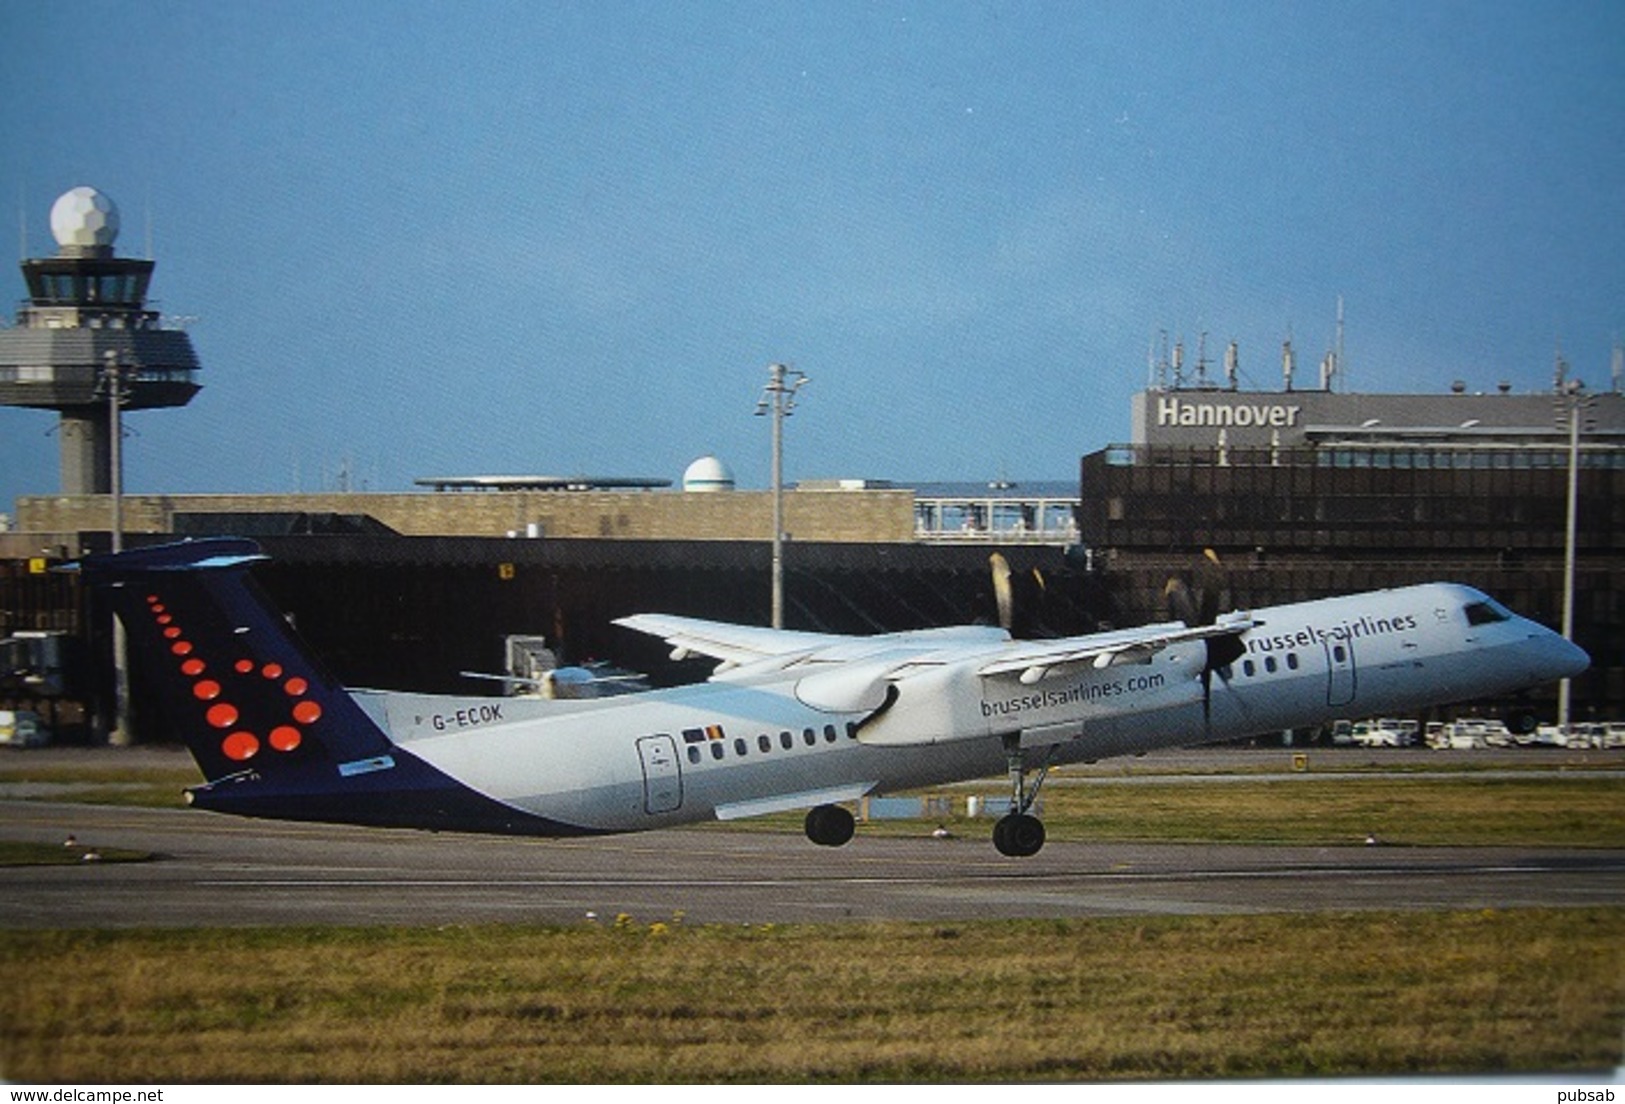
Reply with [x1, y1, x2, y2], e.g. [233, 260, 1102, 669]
[77, 539, 1587, 857]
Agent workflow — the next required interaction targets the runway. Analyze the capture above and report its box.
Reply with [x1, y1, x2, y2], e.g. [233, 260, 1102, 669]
[3, 797, 1622, 928]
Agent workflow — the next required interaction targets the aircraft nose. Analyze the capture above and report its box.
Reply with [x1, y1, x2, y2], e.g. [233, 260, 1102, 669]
[1541, 633, 1590, 681]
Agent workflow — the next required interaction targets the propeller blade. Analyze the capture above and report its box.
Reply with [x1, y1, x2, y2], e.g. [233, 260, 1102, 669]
[1164, 577, 1200, 626]
[990, 552, 1014, 632]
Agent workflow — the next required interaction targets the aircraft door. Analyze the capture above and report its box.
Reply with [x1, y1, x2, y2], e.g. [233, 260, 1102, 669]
[636, 734, 683, 815]
[1324, 637, 1356, 708]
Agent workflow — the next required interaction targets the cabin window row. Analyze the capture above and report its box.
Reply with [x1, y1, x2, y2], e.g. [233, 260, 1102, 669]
[1226, 649, 1323, 680]
[683, 722, 859, 765]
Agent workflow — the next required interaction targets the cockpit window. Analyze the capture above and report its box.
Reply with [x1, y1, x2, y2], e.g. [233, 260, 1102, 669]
[1464, 600, 1511, 626]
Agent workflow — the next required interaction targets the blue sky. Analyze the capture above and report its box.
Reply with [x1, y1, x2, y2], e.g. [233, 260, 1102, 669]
[2, 0, 1622, 509]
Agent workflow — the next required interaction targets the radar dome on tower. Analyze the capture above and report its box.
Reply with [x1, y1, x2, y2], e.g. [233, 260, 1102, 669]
[50, 186, 120, 255]
[683, 455, 735, 492]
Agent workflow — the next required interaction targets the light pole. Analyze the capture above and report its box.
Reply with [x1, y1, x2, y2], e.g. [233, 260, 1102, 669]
[100, 350, 132, 745]
[755, 363, 808, 628]
[1555, 378, 1592, 736]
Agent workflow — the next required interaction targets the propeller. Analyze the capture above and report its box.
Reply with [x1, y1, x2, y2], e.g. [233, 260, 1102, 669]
[1164, 549, 1247, 726]
[989, 552, 1050, 636]
[990, 552, 1014, 632]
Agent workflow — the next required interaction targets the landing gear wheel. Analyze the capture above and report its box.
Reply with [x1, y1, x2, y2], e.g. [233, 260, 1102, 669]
[804, 803, 856, 847]
[992, 813, 1046, 857]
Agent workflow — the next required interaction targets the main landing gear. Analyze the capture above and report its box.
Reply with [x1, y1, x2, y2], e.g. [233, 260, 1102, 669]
[993, 734, 1053, 858]
[805, 803, 856, 847]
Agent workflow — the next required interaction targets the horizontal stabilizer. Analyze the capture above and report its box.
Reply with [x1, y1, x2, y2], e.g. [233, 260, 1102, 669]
[68, 537, 267, 578]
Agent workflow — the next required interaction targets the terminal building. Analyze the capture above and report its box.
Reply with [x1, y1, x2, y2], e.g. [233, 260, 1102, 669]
[1080, 375, 1625, 723]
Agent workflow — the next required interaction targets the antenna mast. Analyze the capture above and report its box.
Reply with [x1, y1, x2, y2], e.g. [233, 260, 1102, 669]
[1334, 295, 1346, 392]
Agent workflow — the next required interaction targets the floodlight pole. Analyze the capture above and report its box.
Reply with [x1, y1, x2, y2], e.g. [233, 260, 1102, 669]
[756, 363, 808, 629]
[102, 350, 131, 746]
[1556, 380, 1587, 735]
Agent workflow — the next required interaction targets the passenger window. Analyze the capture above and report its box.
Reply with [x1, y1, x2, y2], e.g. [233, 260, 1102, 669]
[823, 725, 838, 743]
[1286, 653, 1299, 671]
[780, 731, 793, 750]
[1242, 660, 1256, 677]
[1264, 656, 1278, 674]
[1332, 645, 1347, 663]
[734, 738, 748, 757]
[710, 742, 725, 761]
[758, 734, 772, 753]
[803, 728, 817, 747]
[687, 746, 701, 765]
[845, 722, 859, 740]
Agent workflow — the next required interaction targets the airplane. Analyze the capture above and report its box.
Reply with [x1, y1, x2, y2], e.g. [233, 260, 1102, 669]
[74, 537, 1588, 857]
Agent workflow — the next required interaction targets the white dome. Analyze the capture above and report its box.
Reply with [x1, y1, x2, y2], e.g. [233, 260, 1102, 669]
[51, 187, 120, 250]
[683, 455, 735, 492]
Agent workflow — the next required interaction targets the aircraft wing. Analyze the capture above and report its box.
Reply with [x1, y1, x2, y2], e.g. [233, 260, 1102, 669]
[614, 613, 845, 670]
[976, 615, 1258, 685]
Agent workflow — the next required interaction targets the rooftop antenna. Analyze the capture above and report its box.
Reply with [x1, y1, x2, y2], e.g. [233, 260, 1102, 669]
[1611, 338, 1622, 393]
[1171, 337, 1185, 389]
[16, 182, 26, 261]
[1334, 295, 1346, 392]
[1281, 335, 1295, 393]
[1224, 340, 1239, 391]
[1194, 330, 1211, 388]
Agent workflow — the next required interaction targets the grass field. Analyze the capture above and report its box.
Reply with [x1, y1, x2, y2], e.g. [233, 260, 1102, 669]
[738, 775, 1625, 848]
[3, 910, 1620, 1083]
[0, 763, 200, 808]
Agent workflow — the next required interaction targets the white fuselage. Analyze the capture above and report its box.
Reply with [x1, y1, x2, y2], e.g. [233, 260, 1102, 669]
[361, 583, 1584, 834]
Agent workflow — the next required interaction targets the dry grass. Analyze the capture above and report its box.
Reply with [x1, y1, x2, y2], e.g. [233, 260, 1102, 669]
[3, 909, 1621, 1083]
[0, 840, 151, 865]
[730, 776, 1625, 848]
[1029, 776, 1625, 847]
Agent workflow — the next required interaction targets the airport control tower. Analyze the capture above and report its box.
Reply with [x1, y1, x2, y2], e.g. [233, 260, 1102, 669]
[0, 186, 200, 494]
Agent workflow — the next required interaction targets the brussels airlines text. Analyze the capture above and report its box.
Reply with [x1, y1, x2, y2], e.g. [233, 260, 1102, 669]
[982, 672, 1166, 720]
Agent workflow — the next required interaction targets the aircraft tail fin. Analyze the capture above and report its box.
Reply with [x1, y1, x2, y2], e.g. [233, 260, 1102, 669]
[73, 538, 395, 783]
[73, 538, 644, 837]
